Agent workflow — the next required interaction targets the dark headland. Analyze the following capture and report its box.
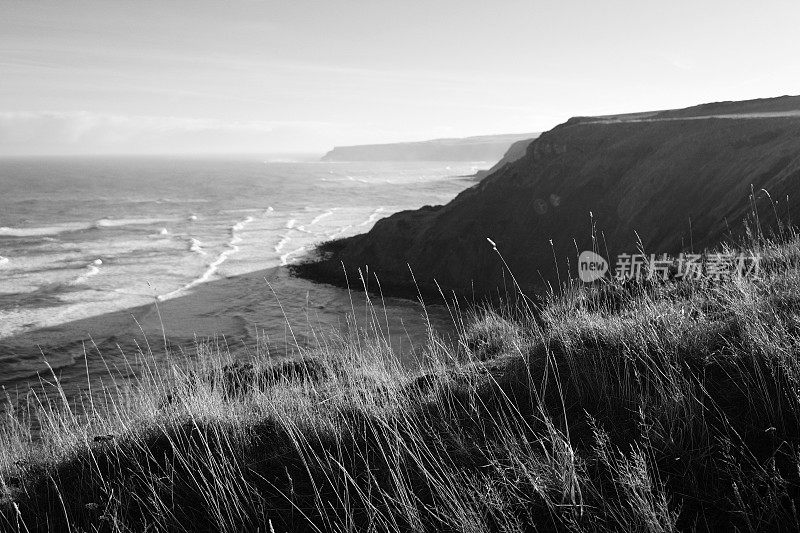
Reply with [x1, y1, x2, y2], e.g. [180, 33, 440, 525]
[295, 95, 800, 300]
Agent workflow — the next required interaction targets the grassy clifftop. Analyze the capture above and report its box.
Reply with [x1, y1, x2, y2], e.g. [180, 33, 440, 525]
[3, 230, 800, 531]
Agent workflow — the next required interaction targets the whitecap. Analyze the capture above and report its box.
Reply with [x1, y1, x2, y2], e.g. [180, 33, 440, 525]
[159, 228, 170, 235]
[0, 256, 9, 267]
[73, 262, 101, 285]
[158, 216, 254, 301]
[274, 234, 291, 253]
[233, 216, 254, 233]
[359, 207, 385, 226]
[0, 223, 92, 237]
[327, 225, 353, 240]
[95, 217, 175, 228]
[310, 209, 335, 225]
[280, 246, 307, 266]
[285, 218, 297, 229]
[189, 238, 207, 255]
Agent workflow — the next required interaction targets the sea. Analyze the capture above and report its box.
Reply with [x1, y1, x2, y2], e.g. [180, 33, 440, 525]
[0, 156, 482, 400]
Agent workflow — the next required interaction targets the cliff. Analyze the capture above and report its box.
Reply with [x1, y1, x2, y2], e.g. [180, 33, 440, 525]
[297, 96, 800, 298]
[473, 135, 539, 180]
[320, 132, 539, 162]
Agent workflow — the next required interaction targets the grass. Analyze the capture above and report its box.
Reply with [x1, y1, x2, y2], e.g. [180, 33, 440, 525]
[3, 232, 800, 531]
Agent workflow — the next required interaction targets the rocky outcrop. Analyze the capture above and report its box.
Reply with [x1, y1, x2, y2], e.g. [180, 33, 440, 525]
[297, 96, 800, 299]
[321, 133, 539, 162]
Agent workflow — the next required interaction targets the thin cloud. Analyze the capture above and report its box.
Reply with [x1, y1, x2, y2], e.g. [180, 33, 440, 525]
[0, 111, 341, 155]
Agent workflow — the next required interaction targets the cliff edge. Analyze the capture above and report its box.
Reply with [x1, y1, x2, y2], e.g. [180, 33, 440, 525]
[297, 96, 800, 298]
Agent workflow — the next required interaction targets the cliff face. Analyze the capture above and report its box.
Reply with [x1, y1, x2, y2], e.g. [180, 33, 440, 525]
[473, 135, 539, 180]
[299, 96, 800, 297]
[321, 133, 538, 162]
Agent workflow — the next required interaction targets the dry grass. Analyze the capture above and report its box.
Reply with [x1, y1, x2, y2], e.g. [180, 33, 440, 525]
[3, 234, 800, 531]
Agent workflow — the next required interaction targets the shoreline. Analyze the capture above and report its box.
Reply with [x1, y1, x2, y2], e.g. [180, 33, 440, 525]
[289, 238, 455, 304]
[289, 238, 543, 309]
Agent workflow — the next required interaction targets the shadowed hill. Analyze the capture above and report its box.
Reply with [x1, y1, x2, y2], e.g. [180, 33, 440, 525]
[297, 96, 800, 298]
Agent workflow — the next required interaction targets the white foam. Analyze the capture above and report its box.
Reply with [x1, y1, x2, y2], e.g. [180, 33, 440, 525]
[310, 209, 335, 225]
[159, 216, 254, 300]
[189, 238, 207, 255]
[285, 218, 297, 229]
[280, 246, 307, 266]
[0, 256, 9, 267]
[73, 261, 102, 284]
[274, 234, 291, 253]
[359, 207, 385, 226]
[327, 225, 353, 240]
[233, 217, 254, 232]
[95, 217, 175, 228]
[0, 223, 92, 237]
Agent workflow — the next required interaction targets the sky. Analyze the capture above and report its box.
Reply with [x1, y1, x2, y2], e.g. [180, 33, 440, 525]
[1, 0, 799, 155]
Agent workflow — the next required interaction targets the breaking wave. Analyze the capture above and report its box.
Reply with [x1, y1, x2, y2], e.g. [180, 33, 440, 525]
[158, 216, 254, 301]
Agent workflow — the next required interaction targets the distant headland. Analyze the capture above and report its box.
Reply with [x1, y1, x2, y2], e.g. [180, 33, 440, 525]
[320, 132, 539, 162]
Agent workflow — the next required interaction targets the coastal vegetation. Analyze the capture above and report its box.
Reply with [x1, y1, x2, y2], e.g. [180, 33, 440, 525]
[3, 227, 800, 532]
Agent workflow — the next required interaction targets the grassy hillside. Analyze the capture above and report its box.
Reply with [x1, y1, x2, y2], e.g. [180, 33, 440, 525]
[3, 229, 800, 531]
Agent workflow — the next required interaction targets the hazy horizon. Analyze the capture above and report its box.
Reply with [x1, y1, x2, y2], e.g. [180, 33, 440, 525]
[2, 0, 800, 155]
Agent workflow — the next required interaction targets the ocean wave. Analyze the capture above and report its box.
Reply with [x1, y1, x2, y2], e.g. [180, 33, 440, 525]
[155, 197, 210, 204]
[1, 218, 181, 237]
[327, 225, 353, 240]
[233, 216, 254, 232]
[0, 223, 92, 237]
[189, 238, 207, 255]
[280, 246, 307, 266]
[310, 209, 335, 225]
[0, 256, 9, 267]
[73, 259, 103, 285]
[158, 216, 254, 301]
[94, 217, 175, 228]
[274, 234, 291, 253]
[285, 218, 297, 229]
[359, 207, 385, 226]
[229, 216, 254, 246]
